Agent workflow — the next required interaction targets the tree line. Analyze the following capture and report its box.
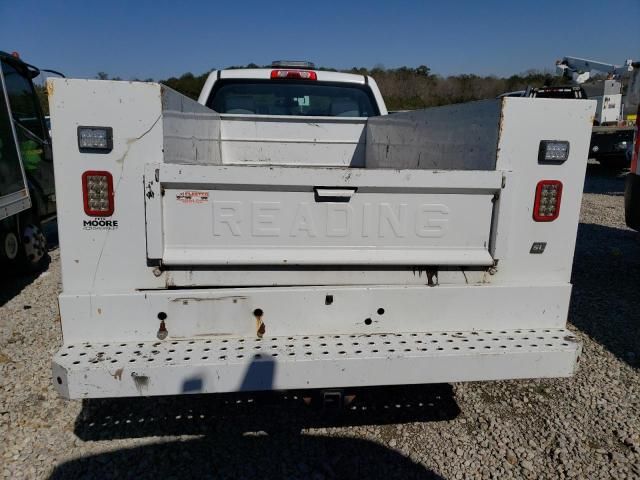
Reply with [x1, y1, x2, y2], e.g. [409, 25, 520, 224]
[158, 65, 565, 110]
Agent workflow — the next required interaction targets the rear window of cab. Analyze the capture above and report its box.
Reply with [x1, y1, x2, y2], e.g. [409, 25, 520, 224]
[207, 80, 379, 117]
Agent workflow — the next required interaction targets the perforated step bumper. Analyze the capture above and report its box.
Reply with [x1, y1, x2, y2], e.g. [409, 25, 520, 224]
[52, 328, 581, 399]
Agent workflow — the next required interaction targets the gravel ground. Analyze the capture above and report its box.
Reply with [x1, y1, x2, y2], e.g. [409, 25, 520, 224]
[1, 164, 639, 479]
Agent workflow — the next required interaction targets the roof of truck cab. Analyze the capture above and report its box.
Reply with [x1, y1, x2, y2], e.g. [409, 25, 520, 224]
[0, 51, 40, 78]
[219, 68, 367, 84]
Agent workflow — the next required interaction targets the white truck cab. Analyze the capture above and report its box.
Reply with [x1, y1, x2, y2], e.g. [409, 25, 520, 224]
[49, 61, 595, 399]
[197, 61, 388, 115]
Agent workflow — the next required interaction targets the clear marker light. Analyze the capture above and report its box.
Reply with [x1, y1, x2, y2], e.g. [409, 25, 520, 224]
[538, 140, 569, 163]
[78, 126, 113, 151]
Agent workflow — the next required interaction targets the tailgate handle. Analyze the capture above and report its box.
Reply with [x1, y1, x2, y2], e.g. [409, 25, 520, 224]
[314, 187, 357, 202]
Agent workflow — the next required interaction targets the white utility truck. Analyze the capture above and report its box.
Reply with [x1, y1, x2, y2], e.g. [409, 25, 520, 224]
[49, 62, 595, 399]
[555, 56, 637, 167]
[556, 56, 635, 125]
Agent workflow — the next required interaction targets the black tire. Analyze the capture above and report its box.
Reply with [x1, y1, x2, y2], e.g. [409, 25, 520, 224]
[625, 173, 640, 231]
[0, 228, 21, 264]
[16, 208, 49, 273]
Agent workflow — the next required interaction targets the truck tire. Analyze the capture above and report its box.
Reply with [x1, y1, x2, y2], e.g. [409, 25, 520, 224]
[625, 173, 640, 231]
[18, 211, 48, 272]
[0, 229, 20, 263]
[1, 208, 49, 273]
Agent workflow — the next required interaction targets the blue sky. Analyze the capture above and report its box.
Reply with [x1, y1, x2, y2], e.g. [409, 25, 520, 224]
[1, 0, 638, 80]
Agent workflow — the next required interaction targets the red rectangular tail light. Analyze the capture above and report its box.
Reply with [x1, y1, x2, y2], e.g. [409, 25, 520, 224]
[533, 180, 562, 222]
[82, 171, 114, 216]
[270, 70, 317, 80]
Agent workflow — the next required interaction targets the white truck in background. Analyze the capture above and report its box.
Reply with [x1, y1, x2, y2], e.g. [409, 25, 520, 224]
[49, 62, 595, 399]
[555, 56, 637, 167]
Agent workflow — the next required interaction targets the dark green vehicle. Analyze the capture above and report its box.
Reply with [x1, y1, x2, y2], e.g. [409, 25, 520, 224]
[0, 51, 56, 270]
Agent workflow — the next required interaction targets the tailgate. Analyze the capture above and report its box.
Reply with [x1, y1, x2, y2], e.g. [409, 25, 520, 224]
[145, 164, 501, 267]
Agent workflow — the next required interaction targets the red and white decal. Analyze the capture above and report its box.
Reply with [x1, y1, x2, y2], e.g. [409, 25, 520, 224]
[176, 191, 209, 204]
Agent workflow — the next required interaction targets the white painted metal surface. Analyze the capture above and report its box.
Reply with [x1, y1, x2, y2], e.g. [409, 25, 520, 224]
[146, 164, 500, 266]
[48, 77, 595, 399]
[490, 98, 595, 283]
[594, 93, 623, 125]
[57, 284, 571, 344]
[366, 100, 501, 170]
[0, 190, 30, 222]
[217, 115, 369, 167]
[53, 328, 581, 399]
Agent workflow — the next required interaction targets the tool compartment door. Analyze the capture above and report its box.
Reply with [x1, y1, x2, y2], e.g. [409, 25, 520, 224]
[145, 164, 501, 267]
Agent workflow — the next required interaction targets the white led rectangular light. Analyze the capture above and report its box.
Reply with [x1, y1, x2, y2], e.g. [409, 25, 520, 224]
[539, 140, 569, 164]
[78, 126, 113, 152]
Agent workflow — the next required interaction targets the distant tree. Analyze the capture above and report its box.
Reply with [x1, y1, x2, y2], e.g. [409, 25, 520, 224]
[162, 71, 210, 99]
[349, 67, 369, 75]
[156, 63, 579, 108]
[34, 84, 49, 115]
[416, 65, 431, 77]
[96, 72, 109, 80]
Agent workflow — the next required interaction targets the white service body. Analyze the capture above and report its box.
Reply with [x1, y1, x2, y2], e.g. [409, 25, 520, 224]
[592, 80, 624, 125]
[48, 69, 595, 399]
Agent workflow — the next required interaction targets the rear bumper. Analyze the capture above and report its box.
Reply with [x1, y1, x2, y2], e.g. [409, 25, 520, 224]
[52, 328, 581, 399]
[625, 173, 640, 230]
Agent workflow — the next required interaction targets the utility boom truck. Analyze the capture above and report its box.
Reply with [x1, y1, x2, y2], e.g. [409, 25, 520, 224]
[555, 56, 637, 167]
[50, 62, 595, 399]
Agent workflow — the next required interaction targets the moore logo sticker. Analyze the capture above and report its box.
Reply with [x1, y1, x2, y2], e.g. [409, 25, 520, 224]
[177, 191, 209, 204]
[83, 219, 119, 230]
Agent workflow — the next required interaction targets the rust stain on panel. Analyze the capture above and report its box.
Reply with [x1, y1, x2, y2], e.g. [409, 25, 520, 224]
[132, 372, 149, 394]
[254, 308, 266, 338]
[157, 320, 168, 340]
